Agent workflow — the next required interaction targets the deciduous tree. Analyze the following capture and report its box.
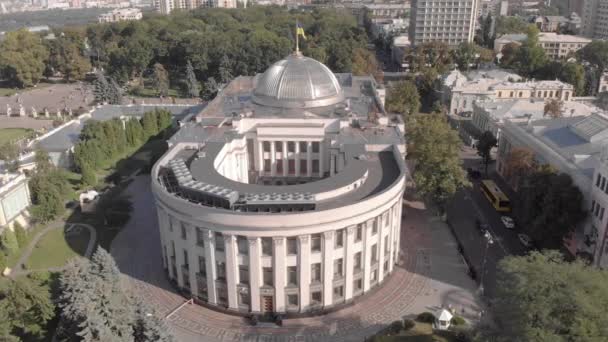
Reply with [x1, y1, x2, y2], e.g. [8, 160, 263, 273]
[476, 131, 497, 175]
[201, 77, 219, 101]
[385, 81, 420, 119]
[544, 99, 563, 118]
[503, 147, 536, 190]
[0, 29, 49, 88]
[516, 25, 547, 77]
[0, 229, 18, 254]
[153, 63, 169, 97]
[351, 48, 381, 81]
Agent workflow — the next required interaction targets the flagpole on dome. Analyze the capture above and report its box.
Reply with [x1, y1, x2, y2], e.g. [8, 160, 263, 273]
[295, 19, 300, 54]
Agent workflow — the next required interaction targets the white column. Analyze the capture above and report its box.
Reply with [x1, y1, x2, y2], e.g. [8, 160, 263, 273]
[363, 220, 373, 292]
[395, 202, 403, 264]
[157, 208, 168, 270]
[258, 140, 264, 176]
[248, 237, 261, 312]
[378, 214, 385, 283]
[273, 237, 286, 312]
[388, 206, 395, 272]
[187, 225, 199, 296]
[270, 141, 276, 177]
[345, 225, 355, 300]
[330, 151, 335, 176]
[306, 141, 312, 178]
[295, 141, 301, 177]
[298, 235, 311, 311]
[318, 140, 324, 178]
[322, 231, 334, 306]
[204, 230, 217, 304]
[282, 141, 288, 177]
[224, 235, 238, 310]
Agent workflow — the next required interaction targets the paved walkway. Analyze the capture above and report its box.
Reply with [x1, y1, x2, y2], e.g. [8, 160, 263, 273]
[110, 176, 481, 342]
[8, 223, 97, 278]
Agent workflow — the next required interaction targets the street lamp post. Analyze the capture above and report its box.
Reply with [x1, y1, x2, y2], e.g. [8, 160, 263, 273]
[479, 230, 494, 296]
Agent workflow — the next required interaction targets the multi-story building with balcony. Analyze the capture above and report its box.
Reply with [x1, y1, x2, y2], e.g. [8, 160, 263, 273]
[151, 51, 407, 314]
[494, 32, 592, 59]
[582, 0, 608, 40]
[409, 0, 480, 46]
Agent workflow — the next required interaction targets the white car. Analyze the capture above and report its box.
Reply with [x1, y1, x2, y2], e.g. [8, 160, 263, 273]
[518, 233, 532, 248]
[501, 216, 515, 229]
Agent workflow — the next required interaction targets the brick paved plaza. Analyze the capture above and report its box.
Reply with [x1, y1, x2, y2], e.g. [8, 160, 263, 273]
[110, 176, 481, 342]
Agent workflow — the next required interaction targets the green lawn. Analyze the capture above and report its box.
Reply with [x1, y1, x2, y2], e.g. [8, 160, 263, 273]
[374, 323, 461, 342]
[25, 226, 90, 270]
[0, 82, 52, 97]
[128, 86, 183, 98]
[0, 128, 33, 145]
[5, 224, 48, 268]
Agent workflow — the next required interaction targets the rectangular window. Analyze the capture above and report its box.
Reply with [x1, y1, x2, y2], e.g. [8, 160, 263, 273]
[384, 236, 389, 255]
[371, 269, 378, 282]
[596, 204, 601, 217]
[237, 236, 248, 255]
[299, 141, 308, 153]
[288, 294, 298, 306]
[354, 252, 362, 271]
[601, 207, 605, 221]
[215, 233, 224, 252]
[311, 234, 322, 252]
[334, 258, 343, 278]
[384, 212, 390, 227]
[288, 266, 298, 285]
[384, 260, 389, 273]
[599, 174, 604, 187]
[311, 291, 322, 304]
[311, 263, 322, 282]
[300, 159, 307, 173]
[198, 256, 206, 274]
[335, 229, 344, 249]
[183, 249, 189, 268]
[312, 159, 319, 173]
[262, 238, 273, 256]
[592, 200, 596, 213]
[239, 293, 250, 306]
[371, 244, 378, 263]
[196, 228, 204, 247]
[264, 159, 271, 172]
[217, 287, 227, 304]
[263, 267, 273, 286]
[354, 279, 363, 291]
[239, 265, 249, 285]
[602, 177, 606, 191]
[288, 141, 295, 152]
[287, 237, 297, 255]
[312, 141, 320, 153]
[333, 285, 344, 299]
[216, 262, 226, 281]
[275, 142, 283, 152]
[372, 221, 378, 235]
[181, 224, 187, 239]
[263, 141, 270, 152]
[356, 225, 363, 242]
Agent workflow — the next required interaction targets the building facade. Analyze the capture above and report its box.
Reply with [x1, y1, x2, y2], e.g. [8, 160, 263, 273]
[154, 0, 238, 14]
[0, 173, 31, 232]
[409, 0, 479, 46]
[582, 0, 608, 39]
[98, 8, 143, 23]
[151, 53, 407, 314]
[494, 32, 592, 59]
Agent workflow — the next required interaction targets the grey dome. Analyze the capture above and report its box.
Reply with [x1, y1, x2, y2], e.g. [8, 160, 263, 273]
[252, 53, 345, 109]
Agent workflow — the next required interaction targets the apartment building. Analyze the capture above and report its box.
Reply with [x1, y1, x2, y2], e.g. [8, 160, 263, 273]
[409, 0, 480, 46]
[494, 32, 592, 59]
[98, 8, 143, 23]
[154, 0, 237, 14]
[582, 0, 608, 40]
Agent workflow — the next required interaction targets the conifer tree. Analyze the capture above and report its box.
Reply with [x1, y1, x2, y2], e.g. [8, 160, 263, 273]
[133, 301, 175, 342]
[0, 229, 18, 254]
[185, 60, 200, 98]
[93, 72, 112, 104]
[142, 111, 159, 138]
[108, 77, 123, 105]
[81, 162, 97, 186]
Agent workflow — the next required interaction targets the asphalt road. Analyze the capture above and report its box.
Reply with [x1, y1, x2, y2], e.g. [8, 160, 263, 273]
[446, 146, 529, 299]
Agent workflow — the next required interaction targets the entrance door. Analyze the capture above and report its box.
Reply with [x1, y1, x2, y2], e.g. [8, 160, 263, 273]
[261, 296, 273, 312]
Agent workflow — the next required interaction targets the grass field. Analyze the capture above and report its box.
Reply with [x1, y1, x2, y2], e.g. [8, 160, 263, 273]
[0, 128, 33, 145]
[374, 323, 461, 342]
[0, 82, 52, 97]
[25, 227, 90, 270]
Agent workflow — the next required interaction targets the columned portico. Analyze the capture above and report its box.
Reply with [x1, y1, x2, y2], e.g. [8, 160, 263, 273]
[298, 235, 311, 311]
[248, 237, 262, 312]
[273, 237, 286, 312]
[344, 226, 355, 300]
[224, 235, 238, 310]
[322, 231, 334, 306]
[204, 230, 218, 305]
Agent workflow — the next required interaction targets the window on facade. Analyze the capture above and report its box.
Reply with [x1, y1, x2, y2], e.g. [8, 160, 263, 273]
[334, 258, 343, 278]
[183, 250, 189, 268]
[602, 177, 606, 191]
[312, 159, 319, 173]
[596, 204, 601, 217]
[262, 238, 273, 256]
[384, 211, 390, 227]
[287, 237, 297, 255]
[288, 294, 298, 306]
[354, 252, 362, 271]
[518, 91, 523, 97]
[384, 260, 389, 273]
[299, 141, 308, 152]
[171, 241, 176, 256]
[372, 221, 378, 235]
[371, 270, 378, 282]
[354, 279, 363, 291]
[239, 293, 250, 306]
[275, 142, 283, 152]
[311, 263, 322, 282]
[239, 265, 249, 285]
[385, 236, 390, 255]
[216, 262, 226, 281]
[333, 286, 344, 299]
[215, 233, 224, 251]
[237, 236, 248, 255]
[597, 174, 602, 187]
[498, 91, 502, 97]
[312, 142, 320, 153]
[509, 91, 514, 97]
[371, 244, 378, 263]
[288, 266, 298, 285]
[263, 141, 270, 152]
[601, 208, 605, 221]
[196, 228, 204, 247]
[356, 225, 363, 242]
[311, 234, 322, 252]
[217, 287, 227, 304]
[181, 223, 187, 239]
[300, 159, 308, 173]
[198, 256, 206, 274]
[335, 229, 344, 249]
[263, 267, 273, 286]
[264, 159, 271, 172]
[288, 141, 295, 152]
[311, 291, 322, 304]
[592, 200, 596, 214]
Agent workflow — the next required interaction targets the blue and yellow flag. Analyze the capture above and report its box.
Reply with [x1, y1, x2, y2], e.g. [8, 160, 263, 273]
[296, 22, 306, 40]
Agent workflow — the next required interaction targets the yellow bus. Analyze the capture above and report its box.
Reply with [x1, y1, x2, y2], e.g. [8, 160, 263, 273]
[480, 180, 511, 212]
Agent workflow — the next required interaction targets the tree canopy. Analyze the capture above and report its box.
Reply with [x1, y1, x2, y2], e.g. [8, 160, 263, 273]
[407, 114, 469, 208]
[492, 251, 608, 342]
[0, 29, 49, 88]
[385, 81, 420, 119]
[476, 131, 497, 175]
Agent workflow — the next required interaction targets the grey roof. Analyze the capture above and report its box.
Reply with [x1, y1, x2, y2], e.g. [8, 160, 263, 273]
[252, 53, 345, 109]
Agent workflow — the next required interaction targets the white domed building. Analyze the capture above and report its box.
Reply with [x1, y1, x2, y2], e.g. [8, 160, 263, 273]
[151, 52, 407, 315]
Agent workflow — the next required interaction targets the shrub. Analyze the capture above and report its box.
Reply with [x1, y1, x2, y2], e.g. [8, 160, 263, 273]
[0, 252, 6, 272]
[386, 320, 403, 334]
[0, 229, 19, 254]
[451, 315, 466, 326]
[13, 222, 27, 248]
[416, 312, 436, 323]
[402, 318, 415, 331]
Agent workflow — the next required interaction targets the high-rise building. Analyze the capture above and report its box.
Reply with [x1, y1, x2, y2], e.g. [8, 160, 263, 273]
[409, 0, 480, 46]
[154, 0, 238, 14]
[582, 0, 608, 39]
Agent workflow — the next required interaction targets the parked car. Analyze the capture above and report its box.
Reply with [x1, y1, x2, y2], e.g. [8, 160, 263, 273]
[501, 216, 515, 229]
[518, 233, 532, 248]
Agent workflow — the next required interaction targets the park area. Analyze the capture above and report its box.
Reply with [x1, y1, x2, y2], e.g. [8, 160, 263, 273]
[0, 128, 33, 145]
